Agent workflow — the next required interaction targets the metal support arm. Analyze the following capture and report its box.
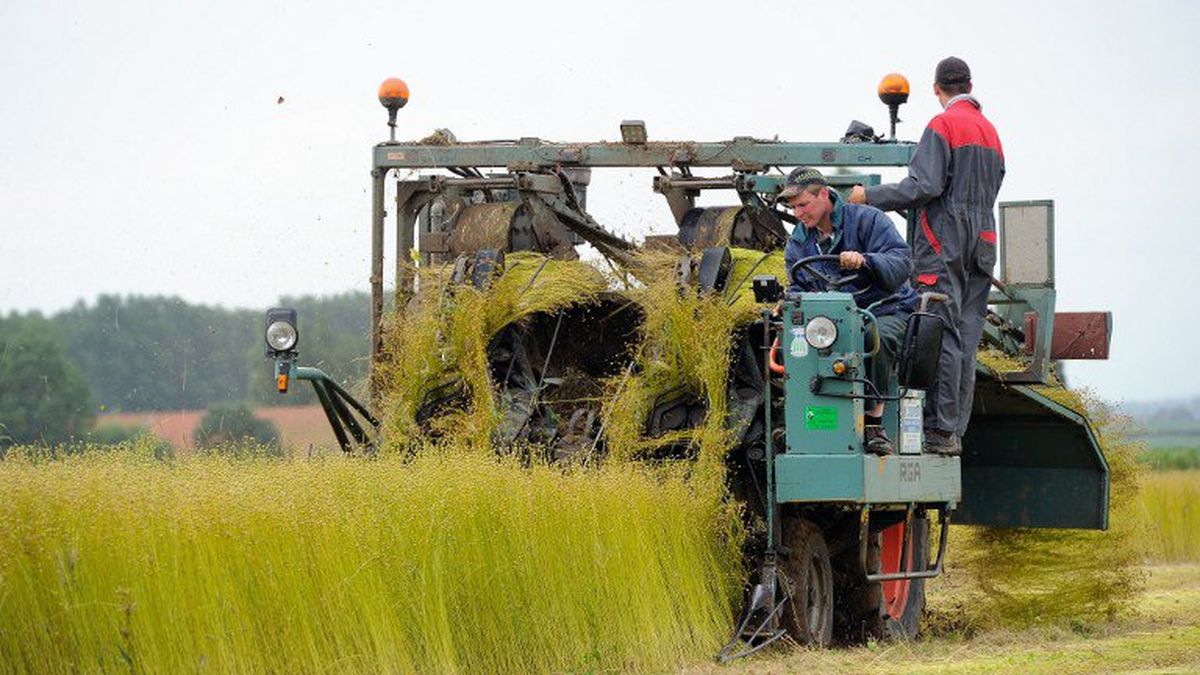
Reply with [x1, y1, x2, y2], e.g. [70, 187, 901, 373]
[294, 366, 380, 454]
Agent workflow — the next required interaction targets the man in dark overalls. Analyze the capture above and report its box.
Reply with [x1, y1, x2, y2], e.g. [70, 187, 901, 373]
[849, 57, 1005, 455]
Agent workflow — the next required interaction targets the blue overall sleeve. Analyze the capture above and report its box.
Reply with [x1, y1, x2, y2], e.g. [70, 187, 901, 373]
[862, 210, 913, 292]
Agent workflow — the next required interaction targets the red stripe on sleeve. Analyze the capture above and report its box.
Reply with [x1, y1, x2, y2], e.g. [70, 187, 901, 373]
[916, 274, 939, 286]
[921, 211, 942, 255]
[980, 231, 997, 244]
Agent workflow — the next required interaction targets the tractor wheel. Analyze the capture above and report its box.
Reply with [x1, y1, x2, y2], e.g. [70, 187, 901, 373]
[877, 518, 929, 639]
[837, 516, 930, 642]
[780, 517, 834, 647]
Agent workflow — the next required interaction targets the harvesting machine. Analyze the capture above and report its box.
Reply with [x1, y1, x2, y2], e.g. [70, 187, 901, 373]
[262, 75, 1113, 653]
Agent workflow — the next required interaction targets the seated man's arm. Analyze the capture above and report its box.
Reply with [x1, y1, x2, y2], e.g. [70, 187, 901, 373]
[783, 236, 807, 293]
[862, 210, 914, 293]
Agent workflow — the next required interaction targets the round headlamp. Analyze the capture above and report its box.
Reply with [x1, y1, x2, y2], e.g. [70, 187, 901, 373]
[805, 316, 838, 350]
[266, 320, 298, 352]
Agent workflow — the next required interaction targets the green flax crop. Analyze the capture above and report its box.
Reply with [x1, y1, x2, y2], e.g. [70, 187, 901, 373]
[0, 443, 741, 674]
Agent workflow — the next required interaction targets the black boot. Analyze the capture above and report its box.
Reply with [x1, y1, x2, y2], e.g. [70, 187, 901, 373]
[924, 427, 961, 456]
[864, 425, 894, 456]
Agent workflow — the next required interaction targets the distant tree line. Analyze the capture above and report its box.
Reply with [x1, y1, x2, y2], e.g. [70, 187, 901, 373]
[0, 292, 370, 447]
[0, 314, 95, 446]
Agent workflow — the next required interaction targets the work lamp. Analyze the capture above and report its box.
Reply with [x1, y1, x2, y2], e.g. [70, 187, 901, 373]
[265, 308, 299, 355]
[805, 316, 838, 350]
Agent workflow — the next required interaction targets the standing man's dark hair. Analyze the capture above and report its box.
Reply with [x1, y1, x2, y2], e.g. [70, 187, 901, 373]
[934, 56, 972, 96]
[847, 57, 1004, 456]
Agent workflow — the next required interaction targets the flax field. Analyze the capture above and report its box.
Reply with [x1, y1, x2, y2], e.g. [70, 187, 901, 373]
[0, 444, 742, 673]
[2, 253, 1195, 672]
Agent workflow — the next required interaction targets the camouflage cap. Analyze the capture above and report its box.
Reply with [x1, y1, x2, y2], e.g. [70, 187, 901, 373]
[777, 167, 828, 201]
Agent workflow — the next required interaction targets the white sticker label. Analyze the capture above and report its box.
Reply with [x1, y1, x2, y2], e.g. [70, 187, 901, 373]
[789, 336, 808, 358]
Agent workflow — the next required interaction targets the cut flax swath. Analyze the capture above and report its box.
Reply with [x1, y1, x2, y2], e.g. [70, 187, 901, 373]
[375, 253, 609, 453]
[603, 248, 784, 495]
[950, 349, 1145, 626]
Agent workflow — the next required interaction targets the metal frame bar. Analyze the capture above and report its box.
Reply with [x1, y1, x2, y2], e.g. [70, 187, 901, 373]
[370, 167, 387, 394]
[859, 504, 952, 582]
[374, 138, 916, 170]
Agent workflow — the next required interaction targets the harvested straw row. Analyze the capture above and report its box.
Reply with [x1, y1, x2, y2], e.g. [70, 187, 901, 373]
[950, 350, 1145, 626]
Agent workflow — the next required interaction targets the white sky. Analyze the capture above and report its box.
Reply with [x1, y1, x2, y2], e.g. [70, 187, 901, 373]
[1, 0, 1197, 404]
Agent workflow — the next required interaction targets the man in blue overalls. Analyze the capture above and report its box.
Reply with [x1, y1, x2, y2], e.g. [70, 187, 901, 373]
[781, 167, 917, 455]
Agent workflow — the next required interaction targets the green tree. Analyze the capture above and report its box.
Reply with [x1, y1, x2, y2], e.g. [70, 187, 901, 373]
[193, 402, 281, 453]
[57, 295, 258, 412]
[0, 313, 94, 448]
[54, 292, 370, 413]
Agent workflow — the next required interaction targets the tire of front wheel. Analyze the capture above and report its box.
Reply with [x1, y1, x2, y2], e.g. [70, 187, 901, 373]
[780, 517, 834, 647]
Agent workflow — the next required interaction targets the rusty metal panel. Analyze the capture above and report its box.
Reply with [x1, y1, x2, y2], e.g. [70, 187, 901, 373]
[448, 202, 518, 253]
[1023, 311, 1037, 354]
[419, 231, 450, 254]
[1051, 312, 1112, 360]
[1024, 311, 1112, 360]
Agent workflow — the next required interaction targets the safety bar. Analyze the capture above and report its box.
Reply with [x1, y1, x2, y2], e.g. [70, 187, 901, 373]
[860, 504, 952, 582]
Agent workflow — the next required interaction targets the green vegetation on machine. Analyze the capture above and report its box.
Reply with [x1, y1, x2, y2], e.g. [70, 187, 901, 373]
[262, 75, 1114, 656]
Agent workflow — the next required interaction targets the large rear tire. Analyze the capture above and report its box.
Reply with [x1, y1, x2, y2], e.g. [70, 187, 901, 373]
[876, 518, 928, 639]
[835, 516, 929, 643]
[781, 517, 834, 647]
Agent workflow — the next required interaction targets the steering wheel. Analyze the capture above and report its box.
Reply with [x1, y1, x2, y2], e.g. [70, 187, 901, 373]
[788, 254, 870, 296]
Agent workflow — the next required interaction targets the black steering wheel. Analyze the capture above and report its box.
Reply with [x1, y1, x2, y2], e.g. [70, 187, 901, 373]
[788, 254, 870, 296]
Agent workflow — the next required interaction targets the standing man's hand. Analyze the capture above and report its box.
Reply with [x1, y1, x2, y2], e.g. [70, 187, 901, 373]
[848, 185, 867, 204]
[839, 251, 867, 270]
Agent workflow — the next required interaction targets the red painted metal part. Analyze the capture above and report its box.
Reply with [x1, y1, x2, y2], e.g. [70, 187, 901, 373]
[769, 337, 785, 374]
[1050, 312, 1112, 359]
[880, 522, 912, 619]
[1023, 311, 1112, 360]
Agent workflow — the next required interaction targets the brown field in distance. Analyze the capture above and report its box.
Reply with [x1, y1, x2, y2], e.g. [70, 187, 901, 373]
[99, 405, 335, 453]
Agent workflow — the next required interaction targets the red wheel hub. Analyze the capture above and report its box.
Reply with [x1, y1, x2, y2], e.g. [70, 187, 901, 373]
[879, 522, 912, 619]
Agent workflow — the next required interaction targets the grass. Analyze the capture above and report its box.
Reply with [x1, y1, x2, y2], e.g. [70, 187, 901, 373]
[7, 254, 1197, 671]
[1137, 469, 1200, 563]
[703, 564, 1200, 674]
[1139, 445, 1200, 470]
[0, 442, 742, 674]
[603, 249, 784, 497]
[376, 253, 610, 453]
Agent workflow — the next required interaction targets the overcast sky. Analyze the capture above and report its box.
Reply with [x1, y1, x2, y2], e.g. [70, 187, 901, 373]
[2, 0, 1197, 404]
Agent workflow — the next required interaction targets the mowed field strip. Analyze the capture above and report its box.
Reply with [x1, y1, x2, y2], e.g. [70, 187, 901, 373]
[696, 564, 1200, 674]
